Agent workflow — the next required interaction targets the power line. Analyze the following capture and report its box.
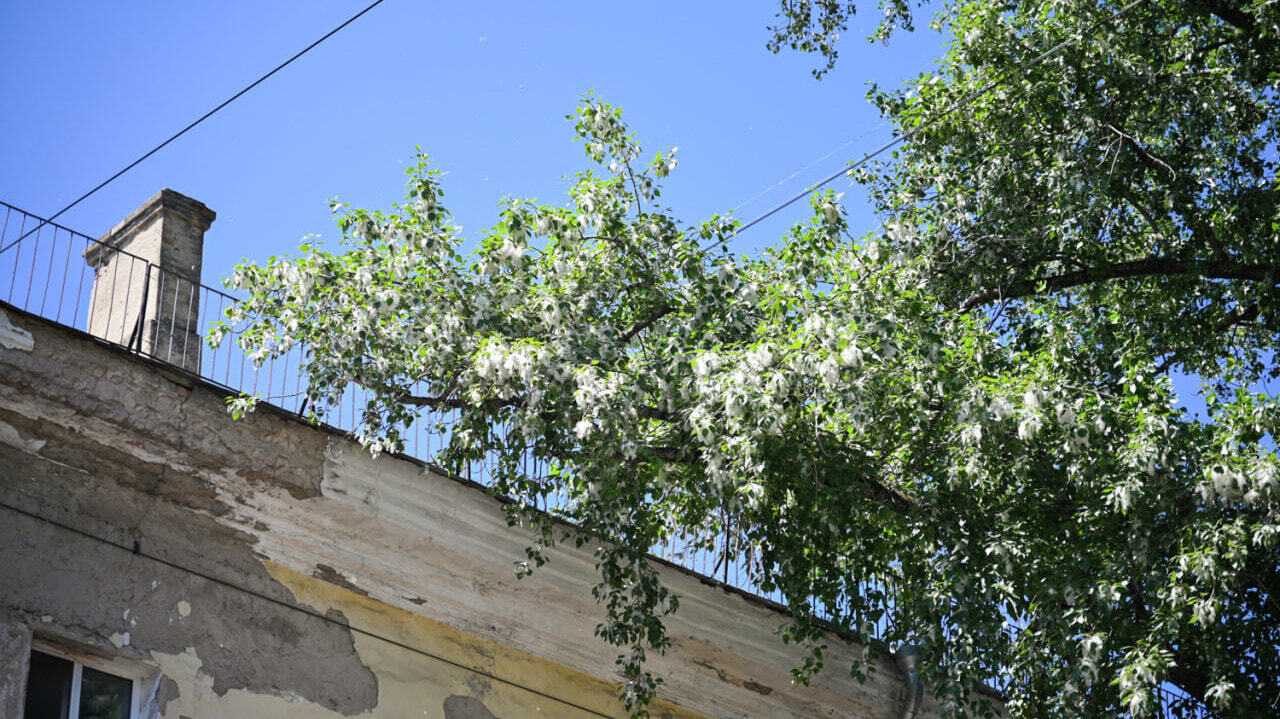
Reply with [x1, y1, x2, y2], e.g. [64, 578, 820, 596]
[0, 0, 389, 256]
[0, 499, 617, 718]
[725, 0, 1146, 243]
[728, 120, 888, 215]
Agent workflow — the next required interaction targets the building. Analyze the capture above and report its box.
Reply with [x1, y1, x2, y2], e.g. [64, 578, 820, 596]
[0, 191, 950, 718]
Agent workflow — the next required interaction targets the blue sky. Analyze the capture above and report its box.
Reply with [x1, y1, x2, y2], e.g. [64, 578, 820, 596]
[0, 1, 944, 282]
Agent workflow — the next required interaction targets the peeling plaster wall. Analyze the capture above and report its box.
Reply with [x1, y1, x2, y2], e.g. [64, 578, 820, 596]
[0, 610, 33, 718]
[0, 305, 960, 719]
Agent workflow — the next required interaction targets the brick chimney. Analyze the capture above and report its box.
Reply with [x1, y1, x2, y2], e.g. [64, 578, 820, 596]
[83, 190, 214, 374]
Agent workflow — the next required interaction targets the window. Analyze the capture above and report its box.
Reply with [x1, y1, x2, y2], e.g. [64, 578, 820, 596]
[23, 646, 139, 719]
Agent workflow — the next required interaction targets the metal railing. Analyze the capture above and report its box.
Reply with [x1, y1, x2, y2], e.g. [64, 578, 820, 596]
[0, 200, 1211, 717]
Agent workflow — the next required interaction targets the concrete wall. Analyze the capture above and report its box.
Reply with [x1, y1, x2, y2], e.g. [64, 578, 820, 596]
[0, 304, 943, 719]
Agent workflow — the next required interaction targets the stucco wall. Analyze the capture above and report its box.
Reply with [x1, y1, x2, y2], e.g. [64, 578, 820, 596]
[0, 304, 947, 718]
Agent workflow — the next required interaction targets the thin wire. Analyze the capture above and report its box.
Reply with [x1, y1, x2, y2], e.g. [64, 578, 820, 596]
[725, 0, 1146, 242]
[0, 499, 615, 718]
[729, 121, 888, 215]
[0, 0, 389, 256]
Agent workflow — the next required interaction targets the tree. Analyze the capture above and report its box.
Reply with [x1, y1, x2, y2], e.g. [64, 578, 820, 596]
[216, 1, 1280, 716]
[774, 1, 1280, 712]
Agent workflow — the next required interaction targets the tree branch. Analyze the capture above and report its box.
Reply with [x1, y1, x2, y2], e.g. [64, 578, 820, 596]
[403, 385, 918, 515]
[1105, 123, 1176, 181]
[403, 393, 511, 411]
[960, 257, 1280, 311]
[621, 304, 673, 344]
[401, 389, 680, 426]
[802, 428, 925, 518]
[1195, 0, 1257, 34]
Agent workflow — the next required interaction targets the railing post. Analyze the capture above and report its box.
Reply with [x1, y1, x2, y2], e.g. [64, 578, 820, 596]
[83, 190, 214, 373]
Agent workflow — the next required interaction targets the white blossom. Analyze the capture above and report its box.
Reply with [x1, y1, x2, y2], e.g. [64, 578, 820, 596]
[840, 343, 864, 368]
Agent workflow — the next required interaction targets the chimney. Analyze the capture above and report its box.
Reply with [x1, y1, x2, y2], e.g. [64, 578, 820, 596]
[84, 189, 214, 374]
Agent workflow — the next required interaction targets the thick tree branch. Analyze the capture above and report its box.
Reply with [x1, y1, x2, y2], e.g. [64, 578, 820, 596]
[621, 304, 673, 344]
[960, 258, 1280, 311]
[1195, 0, 1258, 33]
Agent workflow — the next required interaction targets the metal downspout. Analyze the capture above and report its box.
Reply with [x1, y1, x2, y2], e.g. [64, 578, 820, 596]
[896, 644, 924, 719]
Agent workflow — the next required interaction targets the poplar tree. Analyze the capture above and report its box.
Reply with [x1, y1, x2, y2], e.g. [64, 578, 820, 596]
[218, 1, 1280, 715]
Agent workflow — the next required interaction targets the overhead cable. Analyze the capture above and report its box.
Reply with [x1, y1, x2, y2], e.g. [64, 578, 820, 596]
[726, 0, 1146, 242]
[0, 0, 389, 255]
[728, 120, 888, 215]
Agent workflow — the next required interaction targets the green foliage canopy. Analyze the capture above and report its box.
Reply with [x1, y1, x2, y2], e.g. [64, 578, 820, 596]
[218, 1, 1279, 716]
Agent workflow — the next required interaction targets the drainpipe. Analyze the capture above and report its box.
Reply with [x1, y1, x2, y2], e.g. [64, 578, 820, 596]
[896, 643, 924, 719]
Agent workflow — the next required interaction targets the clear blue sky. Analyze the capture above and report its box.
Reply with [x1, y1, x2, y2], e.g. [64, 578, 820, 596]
[0, 1, 944, 282]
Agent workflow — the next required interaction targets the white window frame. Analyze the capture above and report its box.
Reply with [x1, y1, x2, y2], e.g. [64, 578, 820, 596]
[29, 640, 143, 719]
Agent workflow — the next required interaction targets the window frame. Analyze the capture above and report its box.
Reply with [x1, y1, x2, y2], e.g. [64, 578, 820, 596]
[28, 640, 143, 719]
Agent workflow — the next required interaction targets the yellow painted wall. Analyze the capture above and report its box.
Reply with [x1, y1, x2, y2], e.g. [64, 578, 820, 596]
[149, 561, 703, 719]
